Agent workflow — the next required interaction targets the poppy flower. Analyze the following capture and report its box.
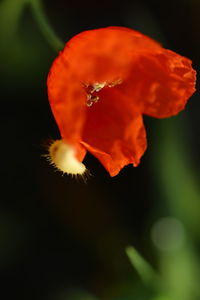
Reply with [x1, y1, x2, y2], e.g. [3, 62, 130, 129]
[47, 26, 196, 177]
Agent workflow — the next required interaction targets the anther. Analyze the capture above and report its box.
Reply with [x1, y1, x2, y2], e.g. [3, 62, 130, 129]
[84, 79, 122, 107]
[91, 82, 106, 93]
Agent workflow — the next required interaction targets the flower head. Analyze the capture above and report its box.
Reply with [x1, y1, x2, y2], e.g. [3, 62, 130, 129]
[47, 26, 196, 177]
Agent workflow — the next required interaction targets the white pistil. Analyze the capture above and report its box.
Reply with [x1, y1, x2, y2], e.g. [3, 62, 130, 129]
[48, 140, 86, 175]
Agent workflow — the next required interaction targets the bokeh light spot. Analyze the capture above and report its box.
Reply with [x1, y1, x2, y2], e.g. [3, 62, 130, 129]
[151, 217, 185, 251]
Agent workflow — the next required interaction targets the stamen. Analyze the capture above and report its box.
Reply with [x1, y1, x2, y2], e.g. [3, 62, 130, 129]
[84, 79, 122, 107]
[108, 79, 122, 87]
[86, 95, 100, 107]
[91, 82, 106, 93]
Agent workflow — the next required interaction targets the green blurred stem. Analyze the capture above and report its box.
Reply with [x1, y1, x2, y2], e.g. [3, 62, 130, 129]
[154, 116, 200, 300]
[156, 117, 200, 237]
[0, 0, 27, 39]
[160, 241, 199, 300]
[30, 0, 64, 52]
[126, 246, 160, 288]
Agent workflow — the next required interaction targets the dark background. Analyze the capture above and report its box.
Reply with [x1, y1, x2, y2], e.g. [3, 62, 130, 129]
[0, 0, 199, 299]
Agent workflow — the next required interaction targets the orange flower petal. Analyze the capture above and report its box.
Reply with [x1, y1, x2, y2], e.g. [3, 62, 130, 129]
[126, 50, 196, 118]
[81, 88, 147, 176]
[47, 54, 87, 144]
[47, 26, 196, 176]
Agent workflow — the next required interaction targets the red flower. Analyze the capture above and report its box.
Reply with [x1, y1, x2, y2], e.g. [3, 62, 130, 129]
[47, 26, 196, 177]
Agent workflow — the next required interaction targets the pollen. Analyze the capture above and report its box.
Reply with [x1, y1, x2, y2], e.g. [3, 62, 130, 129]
[47, 140, 86, 175]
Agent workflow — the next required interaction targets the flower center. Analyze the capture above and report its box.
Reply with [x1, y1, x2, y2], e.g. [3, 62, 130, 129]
[84, 79, 122, 107]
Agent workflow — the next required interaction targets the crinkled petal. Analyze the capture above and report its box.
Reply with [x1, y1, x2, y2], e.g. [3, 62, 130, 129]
[81, 88, 147, 176]
[122, 49, 196, 118]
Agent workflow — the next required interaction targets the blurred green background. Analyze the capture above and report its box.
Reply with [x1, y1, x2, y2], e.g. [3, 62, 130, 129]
[0, 0, 199, 299]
